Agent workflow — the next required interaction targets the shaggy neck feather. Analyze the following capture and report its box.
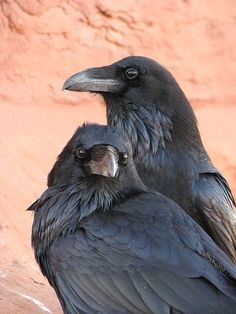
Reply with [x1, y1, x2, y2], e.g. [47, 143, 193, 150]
[32, 180, 120, 256]
[106, 97, 173, 168]
[32, 177, 144, 260]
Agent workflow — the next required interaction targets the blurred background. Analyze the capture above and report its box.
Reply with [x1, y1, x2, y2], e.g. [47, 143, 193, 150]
[0, 0, 235, 312]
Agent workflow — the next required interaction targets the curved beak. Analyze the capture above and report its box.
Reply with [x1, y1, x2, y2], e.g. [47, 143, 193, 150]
[87, 145, 119, 178]
[63, 66, 123, 93]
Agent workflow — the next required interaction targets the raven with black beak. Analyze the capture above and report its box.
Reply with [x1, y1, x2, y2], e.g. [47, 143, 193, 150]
[31, 124, 236, 314]
[63, 56, 236, 263]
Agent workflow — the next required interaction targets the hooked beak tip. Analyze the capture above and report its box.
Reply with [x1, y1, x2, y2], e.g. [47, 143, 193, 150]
[62, 78, 75, 91]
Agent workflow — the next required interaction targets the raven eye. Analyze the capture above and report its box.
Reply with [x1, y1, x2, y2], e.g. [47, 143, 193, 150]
[125, 68, 139, 80]
[75, 147, 87, 159]
[121, 153, 128, 165]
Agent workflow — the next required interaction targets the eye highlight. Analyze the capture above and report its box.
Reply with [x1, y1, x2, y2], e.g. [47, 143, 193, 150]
[125, 67, 139, 80]
[120, 152, 128, 166]
[75, 146, 87, 159]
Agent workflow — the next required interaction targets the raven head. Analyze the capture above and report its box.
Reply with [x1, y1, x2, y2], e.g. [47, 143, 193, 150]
[63, 56, 201, 165]
[63, 56, 189, 116]
[63, 56, 180, 115]
[28, 124, 145, 215]
[47, 123, 144, 193]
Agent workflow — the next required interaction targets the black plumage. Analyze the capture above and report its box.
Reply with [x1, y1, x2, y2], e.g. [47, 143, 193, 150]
[63, 56, 236, 263]
[31, 124, 236, 314]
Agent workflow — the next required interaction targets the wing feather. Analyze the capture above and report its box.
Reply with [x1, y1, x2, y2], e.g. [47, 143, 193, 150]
[196, 172, 236, 263]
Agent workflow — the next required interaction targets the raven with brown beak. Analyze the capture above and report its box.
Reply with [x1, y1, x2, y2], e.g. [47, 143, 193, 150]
[63, 56, 236, 263]
[31, 124, 236, 314]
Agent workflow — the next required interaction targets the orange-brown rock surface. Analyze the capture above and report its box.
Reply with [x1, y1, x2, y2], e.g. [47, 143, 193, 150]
[0, 1, 235, 313]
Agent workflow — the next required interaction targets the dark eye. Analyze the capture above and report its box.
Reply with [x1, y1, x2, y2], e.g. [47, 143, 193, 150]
[75, 147, 87, 159]
[125, 68, 139, 80]
[121, 153, 128, 166]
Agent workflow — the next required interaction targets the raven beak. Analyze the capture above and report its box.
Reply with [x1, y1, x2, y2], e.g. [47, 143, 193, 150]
[62, 66, 123, 93]
[88, 145, 119, 178]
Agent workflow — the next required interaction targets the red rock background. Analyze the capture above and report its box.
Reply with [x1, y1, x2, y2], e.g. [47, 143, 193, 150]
[0, 1, 235, 313]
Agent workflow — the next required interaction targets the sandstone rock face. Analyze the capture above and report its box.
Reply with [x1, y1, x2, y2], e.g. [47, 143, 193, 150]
[0, 1, 235, 313]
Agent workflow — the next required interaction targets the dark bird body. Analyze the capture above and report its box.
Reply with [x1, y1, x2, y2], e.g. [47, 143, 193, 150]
[63, 56, 236, 263]
[31, 124, 236, 314]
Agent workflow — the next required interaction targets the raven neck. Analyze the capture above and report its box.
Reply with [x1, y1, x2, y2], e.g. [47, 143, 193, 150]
[32, 178, 144, 259]
[106, 97, 173, 168]
[106, 96, 203, 169]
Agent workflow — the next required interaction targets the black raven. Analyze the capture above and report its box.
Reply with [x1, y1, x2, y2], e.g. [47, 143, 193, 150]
[63, 56, 236, 263]
[31, 124, 236, 314]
